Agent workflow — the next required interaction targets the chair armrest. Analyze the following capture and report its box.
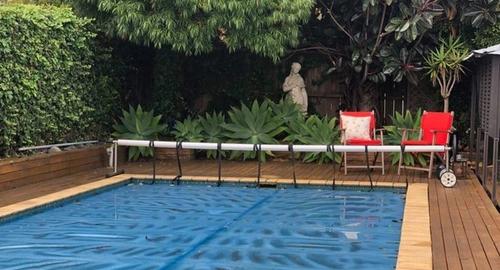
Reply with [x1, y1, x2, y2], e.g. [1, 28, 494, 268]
[430, 129, 453, 134]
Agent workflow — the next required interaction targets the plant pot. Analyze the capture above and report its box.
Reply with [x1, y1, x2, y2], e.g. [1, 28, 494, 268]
[156, 148, 195, 160]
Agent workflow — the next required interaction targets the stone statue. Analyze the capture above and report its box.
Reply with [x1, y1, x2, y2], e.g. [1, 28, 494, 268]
[282, 62, 308, 114]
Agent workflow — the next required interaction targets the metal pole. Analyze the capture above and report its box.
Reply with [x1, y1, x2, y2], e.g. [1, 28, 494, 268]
[476, 128, 482, 177]
[492, 138, 498, 205]
[482, 132, 489, 188]
[113, 142, 118, 174]
[383, 93, 387, 125]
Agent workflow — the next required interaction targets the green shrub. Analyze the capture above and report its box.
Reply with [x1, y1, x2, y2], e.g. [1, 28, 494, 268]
[199, 112, 226, 159]
[222, 100, 285, 161]
[172, 117, 203, 142]
[112, 105, 167, 160]
[384, 109, 427, 166]
[0, 4, 119, 156]
[285, 115, 341, 164]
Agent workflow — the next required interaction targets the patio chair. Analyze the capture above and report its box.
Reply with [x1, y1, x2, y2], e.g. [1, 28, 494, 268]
[339, 110, 385, 175]
[398, 111, 454, 178]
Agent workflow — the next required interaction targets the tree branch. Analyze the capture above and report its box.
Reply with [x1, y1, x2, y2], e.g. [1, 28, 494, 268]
[371, 4, 388, 55]
[319, 0, 355, 42]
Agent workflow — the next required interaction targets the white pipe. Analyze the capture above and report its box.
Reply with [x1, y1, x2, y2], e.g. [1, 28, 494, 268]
[18, 140, 99, 151]
[115, 139, 447, 153]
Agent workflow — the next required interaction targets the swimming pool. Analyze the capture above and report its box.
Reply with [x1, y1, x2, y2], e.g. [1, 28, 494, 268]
[0, 182, 405, 269]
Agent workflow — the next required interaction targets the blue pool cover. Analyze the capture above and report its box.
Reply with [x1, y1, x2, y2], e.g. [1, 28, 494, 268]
[0, 182, 404, 269]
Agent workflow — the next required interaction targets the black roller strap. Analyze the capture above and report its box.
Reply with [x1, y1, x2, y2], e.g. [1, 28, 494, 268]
[253, 144, 262, 187]
[216, 142, 222, 187]
[173, 141, 183, 185]
[149, 140, 156, 183]
[364, 146, 374, 191]
[289, 144, 297, 188]
[327, 144, 336, 190]
[400, 144, 409, 189]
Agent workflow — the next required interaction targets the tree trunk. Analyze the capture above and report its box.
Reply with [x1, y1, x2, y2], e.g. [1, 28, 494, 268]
[356, 82, 378, 111]
[443, 97, 449, 112]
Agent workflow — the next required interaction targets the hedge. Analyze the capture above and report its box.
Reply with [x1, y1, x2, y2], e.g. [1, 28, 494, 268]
[0, 4, 119, 156]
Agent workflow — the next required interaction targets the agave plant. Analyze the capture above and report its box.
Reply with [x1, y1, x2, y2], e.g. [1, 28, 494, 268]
[112, 105, 167, 161]
[269, 98, 302, 124]
[285, 115, 341, 164]
[199, 112, 226, 159]
[384, 109, 426, 166]
[171, 116, 204, 142]
[222, 100, 285, 161]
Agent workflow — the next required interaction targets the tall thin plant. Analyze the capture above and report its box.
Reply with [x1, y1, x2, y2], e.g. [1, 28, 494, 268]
[425, 37, 469, 112]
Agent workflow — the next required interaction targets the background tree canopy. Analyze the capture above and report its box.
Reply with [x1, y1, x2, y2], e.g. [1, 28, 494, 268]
[74, 0, 314, 60]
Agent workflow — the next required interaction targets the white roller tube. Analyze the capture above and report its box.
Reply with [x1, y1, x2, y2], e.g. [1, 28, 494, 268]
[115, 139, 447, 153]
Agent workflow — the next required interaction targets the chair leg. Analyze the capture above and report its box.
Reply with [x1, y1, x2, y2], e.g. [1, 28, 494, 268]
[428, 152, 434, 179]
[344, 152, 348, 175]
[381, 151, 385, 175]
[398, 151, 403, 175]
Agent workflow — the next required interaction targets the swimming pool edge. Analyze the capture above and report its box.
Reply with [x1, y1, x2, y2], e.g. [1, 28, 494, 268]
[0, 173, 430, 270]
[396, 183, 432, 270]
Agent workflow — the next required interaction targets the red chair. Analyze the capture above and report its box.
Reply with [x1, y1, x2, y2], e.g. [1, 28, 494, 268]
[398, 111, 454, 178]
[339, 110, 385, 175]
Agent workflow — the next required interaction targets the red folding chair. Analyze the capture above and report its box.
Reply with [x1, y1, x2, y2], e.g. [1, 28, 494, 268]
[398, 111, 454, 178]
[339, 110, 385, 175]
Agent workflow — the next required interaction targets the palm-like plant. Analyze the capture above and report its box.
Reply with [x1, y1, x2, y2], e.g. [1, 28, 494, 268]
[171, 117, 204, 142]
[384, 109, 426, 166]
[425, 37, 469, 112]
[112, 105, 167, 161]
[199, 112, 226, 159]
[285, 115, 341, 164]
[222, 100, 285, 161]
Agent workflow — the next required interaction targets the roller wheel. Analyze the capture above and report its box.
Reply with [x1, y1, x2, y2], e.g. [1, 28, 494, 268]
[440, 170, 457, 188]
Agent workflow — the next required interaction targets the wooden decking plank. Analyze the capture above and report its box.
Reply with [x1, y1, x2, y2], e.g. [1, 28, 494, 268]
[454, 180, 492, 270]
[444, 181, 478, 270]
[429, 178, 449, 270]
[462, 180, 500, 269]
[435, 178, 463, 270]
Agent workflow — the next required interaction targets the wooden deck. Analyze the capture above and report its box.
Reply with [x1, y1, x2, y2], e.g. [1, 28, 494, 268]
[0, 159, 498, 270]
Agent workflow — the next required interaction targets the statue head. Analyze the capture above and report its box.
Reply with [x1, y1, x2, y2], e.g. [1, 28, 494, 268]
[290, 62, 301, 74]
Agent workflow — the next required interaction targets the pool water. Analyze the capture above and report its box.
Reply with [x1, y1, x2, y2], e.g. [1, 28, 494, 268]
[0, 182, 405, 270]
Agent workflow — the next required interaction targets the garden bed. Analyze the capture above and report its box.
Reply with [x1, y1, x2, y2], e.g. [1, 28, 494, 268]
[0, 145, 108, 190]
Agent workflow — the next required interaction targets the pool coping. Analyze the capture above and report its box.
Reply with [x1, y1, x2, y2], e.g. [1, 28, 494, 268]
[0, 174, 431, 270]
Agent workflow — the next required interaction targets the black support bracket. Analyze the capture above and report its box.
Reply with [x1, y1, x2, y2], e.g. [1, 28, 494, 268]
[253, 144, 262, 187]
[289, 144, 297, 188]
[327, 144, 336, 190]
[216, 142, 222, 187]
[149, 140, 156, 183]
[364, 146, 374, 191]
[173, 141, 183, 185]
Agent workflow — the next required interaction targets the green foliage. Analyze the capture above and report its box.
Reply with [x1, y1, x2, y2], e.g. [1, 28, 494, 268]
[74, 0, 314, 61]
[172, 117, 204, 142]
[473, 21, 500, 48]
[112, 105, 167, 160]
[285, 115, 341, 164]
[384, 109, 427, 166]
[222, 100, 285, 161]
[269, 98, 303, 125]
[461, 0, 499, 28]
[0, 4, 118, 156]
[424, 37, 469, 111]
[199, 112, 226, 159]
